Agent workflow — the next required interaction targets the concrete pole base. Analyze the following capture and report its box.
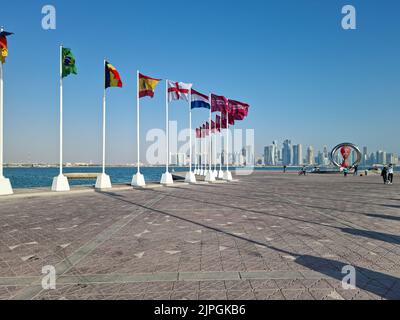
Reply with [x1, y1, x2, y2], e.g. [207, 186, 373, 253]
[223, 171, 233, 181]
[160, 172, 174, 185]
[185, 171, 197, 183]
[95, 173, 112, 190]
[205, 171, 216, 182]
[0, 176, 13, 196]
[131, 172, 146, 187]
[217, 170, 224, 179]
[200, 169, 204, 176]
[51, 174, 70, 192]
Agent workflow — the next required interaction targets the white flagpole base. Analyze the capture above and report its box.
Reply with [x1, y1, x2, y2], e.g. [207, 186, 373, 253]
[0, 176, 13, 196]
[223, 171, 233, 181]
[131, 172, 146, 187]
[199, 169, 204, 176]
[95, 173, 112, 190]
[212, 169, 218, 178]
[217, 170, 224, 179]
[185, 172, 197, 183]
[160, 172, 174, 185]
[205, 170, 216, 182]
[51, 174, 70, 192]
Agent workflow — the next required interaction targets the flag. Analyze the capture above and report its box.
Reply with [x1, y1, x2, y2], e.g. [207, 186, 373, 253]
[168, 80, 192, 102]
[202, 123, 208, 136]
[0, 31, 13, 64]
[222, 111, 235, 126]
[196, 128, 201, 139]
[139, 73, 161, 98]
[61, 47, 77, 78]
[191, 89, 210, 109]
[229, 99, 249, 120]
[216, 115, 221, 132]
[211, 94, 229, 113]
[105, 61, 123, 88]
[211, 120, 216, 133]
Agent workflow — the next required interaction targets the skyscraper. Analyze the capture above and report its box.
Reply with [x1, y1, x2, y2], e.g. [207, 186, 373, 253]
[282, 140, 292, 166]
[293, 144, 303, 166]
[307, 146, 315, 165]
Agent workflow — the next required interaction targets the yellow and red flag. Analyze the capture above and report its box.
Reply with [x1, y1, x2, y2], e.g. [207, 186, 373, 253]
[139, 73, 161, 98]
[105, 61, 123, 88]
[0, 31, 13, 64]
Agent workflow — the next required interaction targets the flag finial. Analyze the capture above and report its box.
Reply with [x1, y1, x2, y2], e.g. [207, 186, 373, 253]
[0, 26, 4, 32]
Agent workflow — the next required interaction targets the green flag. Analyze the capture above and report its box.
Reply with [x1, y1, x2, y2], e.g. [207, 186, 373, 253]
[61, 47, 77, 78]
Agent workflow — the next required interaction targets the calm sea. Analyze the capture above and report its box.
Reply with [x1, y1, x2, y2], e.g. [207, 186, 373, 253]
[3, 166, 394, 189]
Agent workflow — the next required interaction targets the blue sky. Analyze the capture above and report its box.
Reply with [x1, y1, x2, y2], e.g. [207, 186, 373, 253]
[1, 0, 399, 164]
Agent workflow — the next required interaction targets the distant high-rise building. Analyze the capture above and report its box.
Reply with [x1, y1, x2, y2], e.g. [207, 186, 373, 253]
[264, 143, 277, 166]
[307, 146, 315, 165]
[282, 140, 292, 166]
[376, 151, 387, 165]
[362, 146, 368, 165]
[293, 144, 303, 166]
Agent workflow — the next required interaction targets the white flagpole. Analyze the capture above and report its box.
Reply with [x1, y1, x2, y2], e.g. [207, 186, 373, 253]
[185, 89, 196, 183]
[194, 129, 197, 173]
[205, 95, 215, 181]
[219, 112, 223, 174]
[0, 58, 4, 179]
[131, 71, 146, 187]
[52, 45, 70, 191]
[0, 28, 13, 195]
[161, 80, 173, 184]
[102, 60, 106, 175]
[59, 46, 63, 176]
[223, 109, 232, 181]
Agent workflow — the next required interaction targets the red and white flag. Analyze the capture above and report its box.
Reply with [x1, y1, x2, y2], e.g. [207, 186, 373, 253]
[168, 80, 192, 102]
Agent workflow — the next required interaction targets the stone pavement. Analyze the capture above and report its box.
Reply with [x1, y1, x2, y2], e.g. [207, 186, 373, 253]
[1, 171, 400, 300]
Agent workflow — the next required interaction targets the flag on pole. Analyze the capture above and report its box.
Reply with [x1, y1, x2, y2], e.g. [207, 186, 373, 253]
[216, 115, 221, 132]
[0, 30, 13, 64]
[168, 80, 192, 102]
[222, 111, 235, 126]
[105, 61, 123, 88]
[196, 128, 201, 139]
[202, 123, 208, 136]
[211, 94, 229, 113]
[61, 48, 77, 78]
[191, 89, 210, 109]
[211, 120, 216, 133]
[139, 73, 161, 98]
[229, 99, 249, 120]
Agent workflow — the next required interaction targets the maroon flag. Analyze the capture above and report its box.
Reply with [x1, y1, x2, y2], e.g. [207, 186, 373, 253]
[222, 111, 235, 126]
[196, 128, 201, 139]
[202, 123, 209, 136]
[211, 94, 229, 113]
[216, 116, 221, 132]
[229, 100, 249, 121]
[211, 120, 217, 133]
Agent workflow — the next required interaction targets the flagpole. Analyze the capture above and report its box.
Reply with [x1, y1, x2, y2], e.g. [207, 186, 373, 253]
[161, 80, 173, 184]
[205, 95, 215, 182]
[0, 28, 13, 195]
[131, 71, 146, 187]
[223, 109, 232, 181]
[185, 90, 196, 183]
[102, 60, 106, 175]
[52, 45, 70, 191]
[218, 112, 223, 178]
[59, 45, 63, 176]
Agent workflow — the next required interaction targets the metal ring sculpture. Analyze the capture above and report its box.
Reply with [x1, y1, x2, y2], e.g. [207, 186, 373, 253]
[330, 143, 362, 169]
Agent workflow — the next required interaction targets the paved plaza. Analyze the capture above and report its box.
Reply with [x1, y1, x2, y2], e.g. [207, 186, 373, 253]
[1, 171, 400, 300]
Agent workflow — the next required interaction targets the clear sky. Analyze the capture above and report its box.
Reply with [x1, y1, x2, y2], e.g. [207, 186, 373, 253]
[1, 0, 399, 164]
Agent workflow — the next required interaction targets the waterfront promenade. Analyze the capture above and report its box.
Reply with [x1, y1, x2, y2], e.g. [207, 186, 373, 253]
[0, 172, 400, 300]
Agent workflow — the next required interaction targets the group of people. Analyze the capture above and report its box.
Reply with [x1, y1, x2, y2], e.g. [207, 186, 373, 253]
[381, 164, 395, 185]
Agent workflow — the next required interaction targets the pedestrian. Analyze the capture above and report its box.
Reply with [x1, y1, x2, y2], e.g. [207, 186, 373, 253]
[381, 166, 388, 184]
[343, 168, 348, 177]
[387, 164, 394, 185]
[283, 165, 287, 173]
[353, 165, 359, 176]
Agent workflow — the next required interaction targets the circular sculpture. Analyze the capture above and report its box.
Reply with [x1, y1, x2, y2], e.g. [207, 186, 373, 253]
[330, 143, 362, 169]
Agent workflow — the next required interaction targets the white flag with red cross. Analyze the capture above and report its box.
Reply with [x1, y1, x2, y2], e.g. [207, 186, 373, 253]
[167, 80, 192, 102]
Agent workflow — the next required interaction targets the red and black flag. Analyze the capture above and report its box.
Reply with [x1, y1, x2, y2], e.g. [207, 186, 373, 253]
[0, 30, 13, 64]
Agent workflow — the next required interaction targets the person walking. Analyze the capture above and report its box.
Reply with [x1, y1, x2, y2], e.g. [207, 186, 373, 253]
[353, 165, 359, 176]
[381, 166, 388, 184]
[343, 167, 348, 177]
[387, 164, 394, 185]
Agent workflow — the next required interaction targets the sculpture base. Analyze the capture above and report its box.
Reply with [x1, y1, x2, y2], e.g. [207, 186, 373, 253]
[185, 172, 197, 183]
[223, 170, 233, 181]
[0, 176, 13, 196]
[51, 174, 70, 192]
[95, 173, 112, 190]
[160, 172, 174, 185]
[131, 172, 146, 187]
